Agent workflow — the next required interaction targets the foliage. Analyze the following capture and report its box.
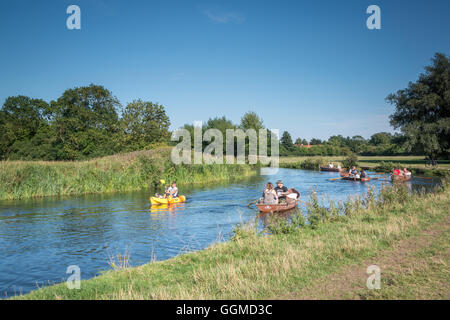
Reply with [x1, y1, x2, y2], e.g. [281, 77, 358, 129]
[0, 85, 172, 161]
[387, 53, 450, 159]
[280, 131, 294, 151]
[240, 111, 264, 131]
[342, 154, 358, 169]
[121, 100, 170, 151]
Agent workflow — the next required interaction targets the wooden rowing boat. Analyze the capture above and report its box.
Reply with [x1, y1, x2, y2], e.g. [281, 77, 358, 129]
[320, 166, 342, 172]
[339, 172, 370, 181]
[391, 174, 412, 182]
[256, 199, 298, 213]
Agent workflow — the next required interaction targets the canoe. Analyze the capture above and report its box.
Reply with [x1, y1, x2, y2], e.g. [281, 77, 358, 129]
[256, 199, 298, 213]
[320, 166, 341, 172]
[150, 195, 186, 205]
[391, 174, 412, 182]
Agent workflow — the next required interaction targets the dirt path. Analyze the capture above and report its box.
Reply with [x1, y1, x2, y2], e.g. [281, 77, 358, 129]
[278, 214, 450, 300]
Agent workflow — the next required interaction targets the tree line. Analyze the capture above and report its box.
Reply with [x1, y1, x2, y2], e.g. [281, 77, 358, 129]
[0, 85, 170, 160]
[1, 53, 448, 161]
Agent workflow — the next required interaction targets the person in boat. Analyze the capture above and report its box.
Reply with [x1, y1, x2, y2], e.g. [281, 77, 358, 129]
[337, 164, 342, 170]
[402, 168, 411, 177]
[286, 188, 300, 201]
[328, 163, 334, 168]
[393, 168, 401, 176]
[275, 180, 289, 200]
[360, 169, 367, 179]
[165, 181, 178, 198]
[348, 166, 358, 177]
[262, 182, 278, 204]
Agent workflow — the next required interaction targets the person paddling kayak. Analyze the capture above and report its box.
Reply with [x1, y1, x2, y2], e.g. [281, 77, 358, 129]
[165, 181, 178, 198]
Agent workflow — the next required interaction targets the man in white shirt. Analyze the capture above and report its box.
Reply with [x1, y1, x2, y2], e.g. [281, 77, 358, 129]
[166, 182, 178, 198]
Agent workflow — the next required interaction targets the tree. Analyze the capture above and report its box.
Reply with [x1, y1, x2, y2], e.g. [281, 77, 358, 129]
[0, 96, 51, 159]
[294, 138, 302, 145]
[342, 154, 358, 169]
[310, 138, 322, 145]
[51, 84, 121, 160]
[240, 111, 264, 131]
[370, 132, 393, 146]
[121, 99, 171, 150]
[327, 135, 346, 147]
[280, 131, 294, 151]
[387, 53, 450, 159]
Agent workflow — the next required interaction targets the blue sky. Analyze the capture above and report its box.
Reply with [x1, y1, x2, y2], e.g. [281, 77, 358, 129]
[0, 0, 449, 141]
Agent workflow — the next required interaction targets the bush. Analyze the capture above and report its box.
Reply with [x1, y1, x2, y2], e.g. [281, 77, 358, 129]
[300, 158, 323, 170]
[341, 154, 358, 169]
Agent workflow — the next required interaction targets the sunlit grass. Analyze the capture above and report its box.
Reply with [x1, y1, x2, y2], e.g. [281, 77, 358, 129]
[0, 147, 257, 200]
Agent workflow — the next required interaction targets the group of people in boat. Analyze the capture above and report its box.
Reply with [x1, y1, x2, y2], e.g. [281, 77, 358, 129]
[392, 168, 411, 177]
[261, 180, 300, 205]
[343, 166, 368, 179]
[328, 163, 341, 169]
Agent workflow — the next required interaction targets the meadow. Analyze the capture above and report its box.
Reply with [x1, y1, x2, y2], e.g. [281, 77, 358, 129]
[15, 180, 450, 300]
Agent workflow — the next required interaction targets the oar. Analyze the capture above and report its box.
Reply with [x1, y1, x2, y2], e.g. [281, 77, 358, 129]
[328, 177, 344, 181]
[247, 199, 258, 207]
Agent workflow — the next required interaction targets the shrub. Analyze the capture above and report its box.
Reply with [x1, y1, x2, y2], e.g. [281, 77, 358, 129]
[341, 154, 358, 169]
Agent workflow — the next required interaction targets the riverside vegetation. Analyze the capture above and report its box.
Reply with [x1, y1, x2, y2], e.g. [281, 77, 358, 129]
[0, 146, 257, 200]
[15, 179, 449, 299]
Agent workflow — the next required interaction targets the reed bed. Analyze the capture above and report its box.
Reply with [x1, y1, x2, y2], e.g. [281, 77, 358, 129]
[0, 147, 257, 200]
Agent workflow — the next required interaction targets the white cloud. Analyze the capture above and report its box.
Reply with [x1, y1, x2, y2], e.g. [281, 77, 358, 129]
[203, 9, 245, 24]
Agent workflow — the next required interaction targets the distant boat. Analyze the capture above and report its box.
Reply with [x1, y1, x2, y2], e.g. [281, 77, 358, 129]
[320, 166, 342, 172]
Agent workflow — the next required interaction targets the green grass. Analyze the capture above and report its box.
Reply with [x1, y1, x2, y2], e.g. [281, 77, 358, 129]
[0, 147, 257, 200]
[14, 181, 450, 300]
[352, 229, 450, 300]
[280, 155, 450, 176]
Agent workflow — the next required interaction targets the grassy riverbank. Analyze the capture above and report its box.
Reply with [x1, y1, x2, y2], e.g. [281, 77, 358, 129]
[280, 155, 450, 176]
[16, 180, 449, 300]
[0, 147, 257, 200]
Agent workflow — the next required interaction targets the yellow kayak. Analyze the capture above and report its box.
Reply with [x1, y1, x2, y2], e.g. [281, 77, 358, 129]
[150, 195, 186, 205]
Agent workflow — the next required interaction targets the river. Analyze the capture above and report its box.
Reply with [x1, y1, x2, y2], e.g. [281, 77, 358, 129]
[0, 168, 439, 296]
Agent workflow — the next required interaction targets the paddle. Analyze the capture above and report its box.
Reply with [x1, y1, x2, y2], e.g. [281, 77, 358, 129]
[328, 177, 344, 181]
[247, 199, 258, 207]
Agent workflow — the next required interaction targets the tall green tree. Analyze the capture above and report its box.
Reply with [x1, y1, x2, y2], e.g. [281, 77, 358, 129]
[121, 99, 171, 151]
[280, 131, 294, 151]
[240, 111, 264, 131]
[51, 84, 121, 160]
[0, 96, 51, 159]
[369, 132, 393, 145]
[387, 53, 450, 159]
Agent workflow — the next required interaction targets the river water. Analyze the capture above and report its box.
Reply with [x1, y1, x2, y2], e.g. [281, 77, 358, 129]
[0, 168, 439, 296]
